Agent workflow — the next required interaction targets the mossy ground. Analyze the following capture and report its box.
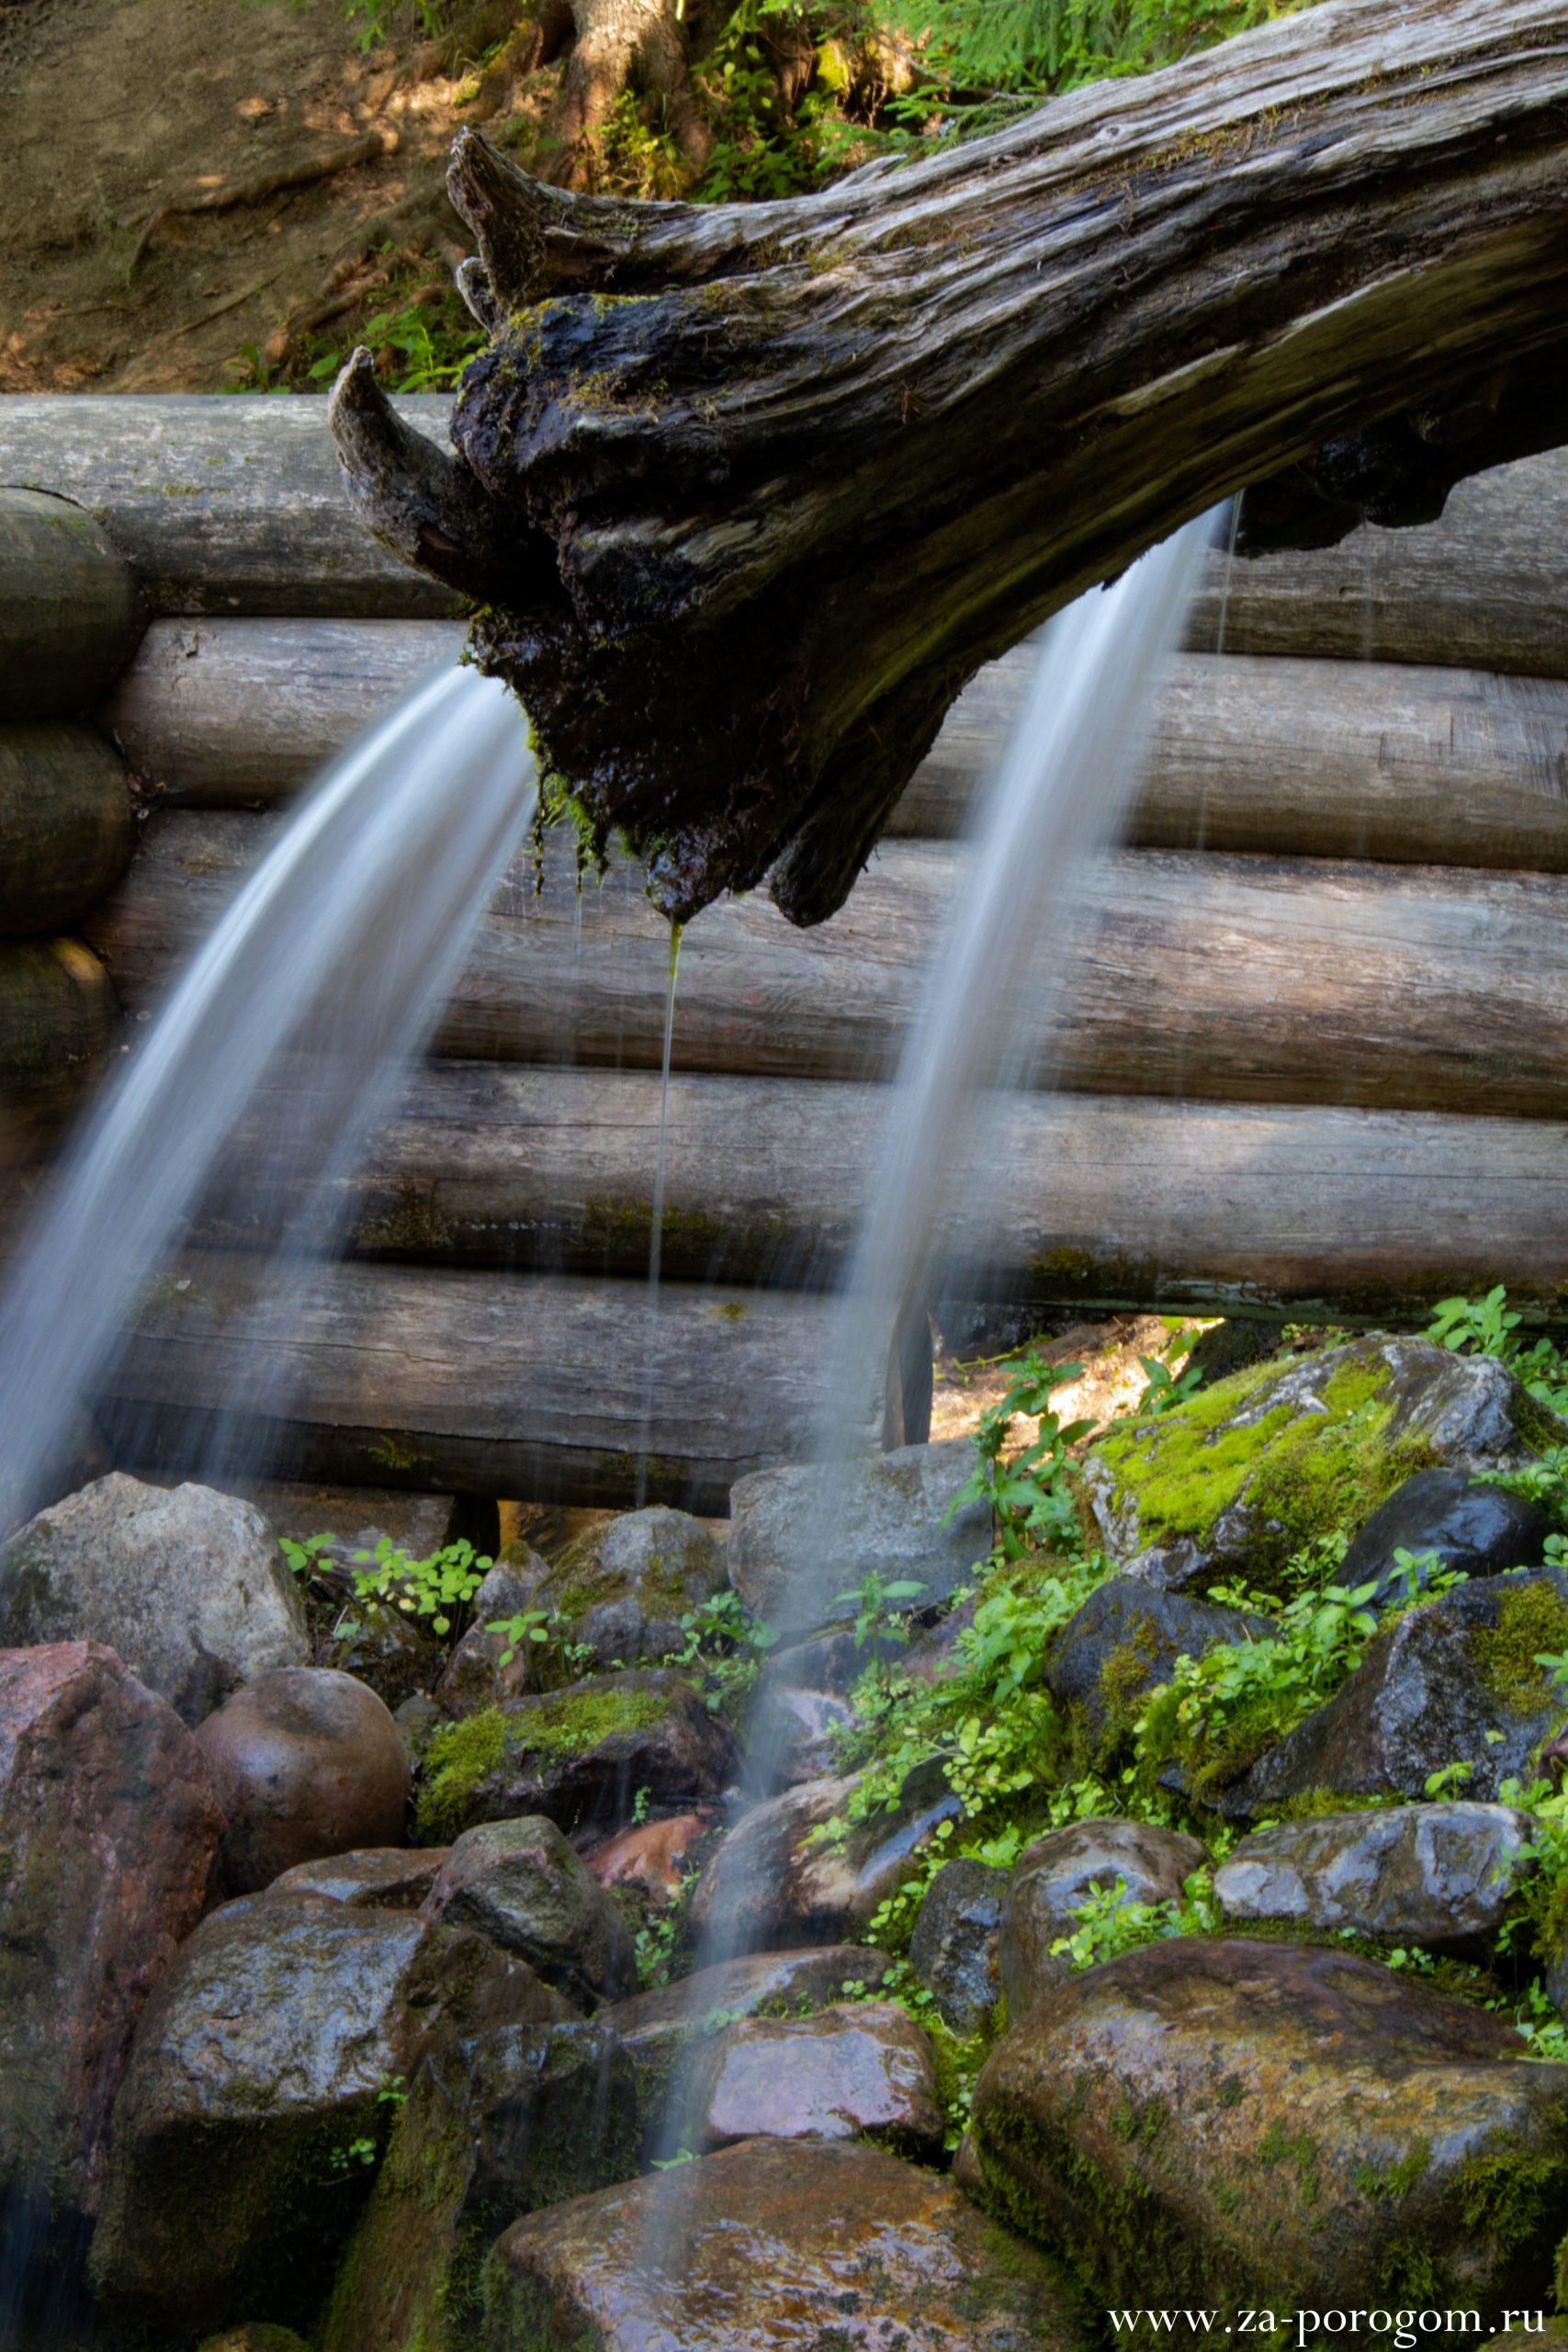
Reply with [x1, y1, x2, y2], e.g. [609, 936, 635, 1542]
[414, 1686, 672, 1842]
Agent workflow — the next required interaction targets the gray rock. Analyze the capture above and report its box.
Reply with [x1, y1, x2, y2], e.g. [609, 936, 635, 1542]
[999, 1817, 1208, 2018]
[742, 1683, 853, 1792]
[1044, 1575, 1275, 1743]
[89, 1894, 569, 2338]
[241, 1483, 458, 1562]
[0, 1474, 308, 1724]
[319, 1599, 443, 1713]
[507, 1509, 730, 1672]
[1224, 1568, 1568, 1819]
[756, 1623, 908, 1698]
[1338, 1466, 1553, 1610]
[1213, 1802, 1535, 1954]
[907, 1858, 1007, 2034]
[1083, 1336, 1556, 1597]
[265, 1847, 448, 1913]
[432, 1557, 549, 1719]
[421, 1815, 634, 2007]
[686, 2000, 943, 2156]
[728, 1439, 988, 1634]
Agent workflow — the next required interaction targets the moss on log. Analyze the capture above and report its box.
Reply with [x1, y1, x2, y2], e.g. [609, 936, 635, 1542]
[0, 725, 135, 937]
[0, 492, 145, 721]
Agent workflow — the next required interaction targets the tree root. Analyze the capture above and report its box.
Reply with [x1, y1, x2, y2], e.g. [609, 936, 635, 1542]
[128, 130, 402, 272]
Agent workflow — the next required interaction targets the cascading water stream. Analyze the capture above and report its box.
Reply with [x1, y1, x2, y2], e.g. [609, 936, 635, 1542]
[634, 924, 684, 1510]
[0, 662, 536, 1540]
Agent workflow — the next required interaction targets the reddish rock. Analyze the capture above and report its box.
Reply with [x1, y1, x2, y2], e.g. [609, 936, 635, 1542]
[585, 1810, 714, 1908]
[0, 1643, 222, 2220]
[265, 1846, 448, 1912]
[196, 1667, 410, 1892]
[687, 1999, 943, 2155]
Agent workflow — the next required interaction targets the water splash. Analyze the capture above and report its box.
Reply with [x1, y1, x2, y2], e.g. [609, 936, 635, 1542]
[0, 663, 536, 1537]
[633, 922, 683, 1510]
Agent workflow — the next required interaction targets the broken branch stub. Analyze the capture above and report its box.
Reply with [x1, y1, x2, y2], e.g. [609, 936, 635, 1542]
[330, 0, 1568, 928]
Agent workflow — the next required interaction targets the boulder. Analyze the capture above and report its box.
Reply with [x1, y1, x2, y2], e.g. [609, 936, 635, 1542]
[998, 1818, 1208, 2018]
[89, 1892, 569, 2337]
[483, 2137, 1087, 2350]
[1043, 1576, 1275, 1745]
[689, 1765, 960, 1955]
[1337, 1465, 1554, 1610]
[584, 1809, 716, 1908]
[756, 1622, 907, 1697]
[728, 1438, 989, 1634]
[265, 1847, 448, 1913]
[432, 1555, 552, 1719]
[1213, 1802, 1535, 1954]
[197, 1667, 411, 1892]
[0, 1475, 308, 1724]
[967, 1937, 1568, 2320]
[908, 1858, 1008, 2035]
[686, 1999, 944, 2156]
[1223, 1568, 1568, 1818]
[0, 1644, 221, 2227]
[243, 1482, 459, 1561]
[742, 1681, 854, 1791]
[317, 1599, 442, 1713]
[321, 2022, 637, 2352]
[509, 1506, 730, 1669]
[413, 1668, 738, 1843]
[421, 1815, 635, 2006]
[1083, 1336, 1557, 1596]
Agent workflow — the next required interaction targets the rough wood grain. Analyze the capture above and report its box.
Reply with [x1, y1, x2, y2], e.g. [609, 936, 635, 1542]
[84, 811, 1568, 1122]
[0, 724, 136, 935]
[180, 1061, 1568, 1324]
[96, 1257, 877, 1513]
[0, 397, 465, 619]
[0, 936, 119, 1128]
[0, 491, 146, 720]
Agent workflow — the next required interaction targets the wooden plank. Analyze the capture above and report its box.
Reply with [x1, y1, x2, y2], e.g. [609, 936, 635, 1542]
[186, 1061, 1568, 1323]
[0, 490, 146, 720]
[84, 811, 1568, 1122]
[96, 1258, 875, 1515]
[0, 723, 135, 936]
[0, 397, 465, 620]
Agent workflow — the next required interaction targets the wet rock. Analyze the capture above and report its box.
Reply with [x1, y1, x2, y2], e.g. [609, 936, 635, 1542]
[908, 1858, 1008, 2034]
[742, 1682, 853, 1791]
[243, 1482, 459, 1561]
[0, 1644, 221, 2224]
[690, 1765, 960, 1954]
[687, 1998, 943, 2155]
[265, 1846, 448, 1912]
[421, 1815, 635, 2006]
[197, 1666, 411, 1892]
[903, 1596, 978, 1686]
[413, 1668, 738, 1843]
[1044, 1576, 1274, 1744]
[321, 2021, 637, 2352]
[318, 1598, 442, 1713]
[999, 1818, 1208, 2018]
[585, 1809, 715, 1908]
[728, 1437, 989, 1634]
[1213, 1803, 1535, 1954]
[1084, 1335, 1557, 1596]
[968, 1936, 1568, 2317]
[392, 1690, 441, 1764]
[514, 1506, 730, 1669]
[1224, 1568, 1568, 1818]
[0, 1474, 309, 1724]
[485, 2137, 1086, 2349]
[432, 1555, 552, 1718]
[757, 1623, 904, 1697]
[89, 1892, 568, 2337]
[1338, 1465, 1553, 1609]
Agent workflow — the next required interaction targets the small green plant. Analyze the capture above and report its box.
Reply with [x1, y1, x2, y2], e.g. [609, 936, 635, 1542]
[948, 1350, 1095, 1566]
[1427, 1286, 1568, 1419]
[1422, 1760, 1474, 1800]
[828, 1570, 928, 1691]
[1049, 1865, 1222, 1972]
[281, 1532, 491, 1640]
[1137, 1321, 1203, 1418]
[668, 1589, 778, 1717]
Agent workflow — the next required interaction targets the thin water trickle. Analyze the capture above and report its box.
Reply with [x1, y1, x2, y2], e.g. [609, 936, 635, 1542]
[0, 663, 536, 1538]
[634, 923, 683, 1510]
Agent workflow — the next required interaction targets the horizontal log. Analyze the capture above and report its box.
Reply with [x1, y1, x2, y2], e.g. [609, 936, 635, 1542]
[3, 394, 1567, 668]
[0, 491, 146, 720]
[0, 936, 119, 1128]
[85, 812, 1568, 1122]
[99, 625, 1568, 877]
[0, 398, 465, 620]
[0, 724, 136, 935]
[186, 1062, 1568, 1323]
[94, 1259, 886, 1515]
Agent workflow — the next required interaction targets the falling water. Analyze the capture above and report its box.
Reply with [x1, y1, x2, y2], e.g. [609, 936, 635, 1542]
[0, 663, 536, 1540]
[634, 925, 684, 1510]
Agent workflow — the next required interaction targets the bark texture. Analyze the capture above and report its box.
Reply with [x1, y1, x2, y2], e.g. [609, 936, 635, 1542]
[328, 0, 1568, 924]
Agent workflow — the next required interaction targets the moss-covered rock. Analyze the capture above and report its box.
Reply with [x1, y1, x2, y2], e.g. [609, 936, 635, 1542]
[520, 1505, 730, 1667]
[998, 1819, 1208, 2018]
[1083, 1337, 1554, 1596]
[967, 1936, 1568, 2331]
[1044, 1576, 1275, 1747]
[321, 2022, 637, 2352]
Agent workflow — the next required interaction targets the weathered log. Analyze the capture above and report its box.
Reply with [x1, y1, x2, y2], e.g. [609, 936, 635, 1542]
[98, 620, 1568, 876]
[328, 0, 1568, 925]
[93, 1258, 899, 1514]
[85, 810, 1568, 1122]
[0, 937, 119, 1127]
[0, 491, 146, 720]
[0, 398, 464, 619]
[0, 725, 136, 936]
[178, 1061, 1568, 1325]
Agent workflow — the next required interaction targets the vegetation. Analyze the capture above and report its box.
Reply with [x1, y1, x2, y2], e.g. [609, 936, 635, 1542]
[281, 1530, 491, 1638]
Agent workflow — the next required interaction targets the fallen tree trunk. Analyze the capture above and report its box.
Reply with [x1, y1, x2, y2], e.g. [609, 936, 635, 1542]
[0, 491, 145, 721]
[175, 1062, 1568, 1325]
[0, 725, 135, 935]
[101, 620, 1568, 877]
[330, 0, 1568, 924]
[86, 811, 1568, 1122]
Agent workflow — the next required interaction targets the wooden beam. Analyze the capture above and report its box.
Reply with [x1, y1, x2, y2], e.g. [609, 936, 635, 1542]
[0, 937, 119, 1130]
[0, 724, 136, 936]
[0, 491, 145, 721]
[85, 811, 1568, 1122]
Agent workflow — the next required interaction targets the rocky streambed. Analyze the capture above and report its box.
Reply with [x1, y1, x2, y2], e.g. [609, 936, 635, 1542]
[5, 1328, 1568, 2347]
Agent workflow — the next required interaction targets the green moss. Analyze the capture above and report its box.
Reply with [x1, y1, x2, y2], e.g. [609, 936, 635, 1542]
[1098, 1623, 1163, 1736]
[1258, 2121, 1320, 2206]
[510, 1682, 670, 1758]
[414, 1710, 508, 1844]
[1353, 2139, 1431, 2199]
[1472, 1580, 1568, 1713]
